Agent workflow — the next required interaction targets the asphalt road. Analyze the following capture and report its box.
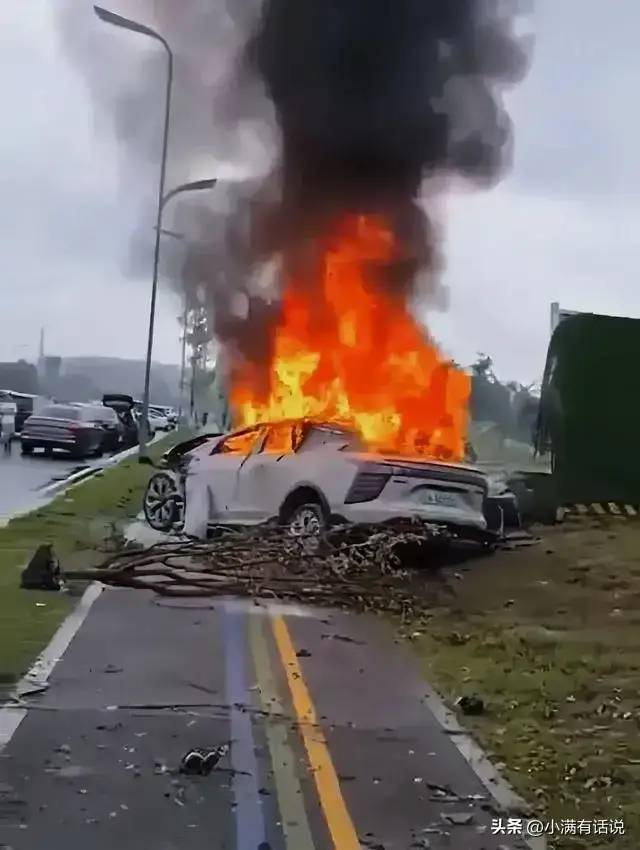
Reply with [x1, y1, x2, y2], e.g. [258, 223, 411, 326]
[0, 590, 531, 850]
[0, 443, 104, 524]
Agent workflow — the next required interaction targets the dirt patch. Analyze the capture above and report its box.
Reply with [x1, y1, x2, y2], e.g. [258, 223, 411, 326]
[409, 517, 640, 849]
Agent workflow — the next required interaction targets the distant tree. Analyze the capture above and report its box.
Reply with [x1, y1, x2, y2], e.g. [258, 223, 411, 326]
[468, 354, 538, 441]
[0, 360, 40, 394]
[50, 373, 100, 402]
[471, 353, 495, 380]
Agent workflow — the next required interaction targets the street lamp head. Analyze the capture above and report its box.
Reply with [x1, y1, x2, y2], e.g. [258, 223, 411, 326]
[160, 178, 218, 211]
[183, 179, 217, 193]
[93, 6, 164, 43]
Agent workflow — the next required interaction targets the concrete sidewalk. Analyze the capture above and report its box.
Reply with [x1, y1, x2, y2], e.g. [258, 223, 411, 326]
[0, 588, 533, 849]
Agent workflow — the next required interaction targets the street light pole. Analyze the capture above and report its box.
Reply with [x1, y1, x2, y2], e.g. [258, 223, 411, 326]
[178, 296, 188, 419]
[94, 6, 173, 458]
[155, 178, 217, 423]
[94, 6, 218, 456]
[140, 40, 171, 458]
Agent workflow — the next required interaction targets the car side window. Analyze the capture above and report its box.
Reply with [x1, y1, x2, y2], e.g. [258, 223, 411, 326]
[261, 423, 293, 454]
[215, 428, 262, 456]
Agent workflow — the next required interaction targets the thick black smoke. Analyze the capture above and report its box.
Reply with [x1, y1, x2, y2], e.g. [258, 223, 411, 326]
[248, 0, 530, 280]
[58, 0, 530, 381]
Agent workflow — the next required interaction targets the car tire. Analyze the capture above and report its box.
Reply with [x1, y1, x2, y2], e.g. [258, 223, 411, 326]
[21, 443, 33, 455]
[144, 472, 183, 531]
[283, 501, 327, 555]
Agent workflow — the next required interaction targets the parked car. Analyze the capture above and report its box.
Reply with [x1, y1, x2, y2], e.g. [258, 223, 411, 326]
[133, 409, 156, 440]
[102, 394, 138, 448]
[150, 404, 177, 428]
[21, 404, 105, 458]
[142, 419, 517, 544]
[0, 391, 46, 433]
[148, 408, 170, 431]
[70, 403, 122, 452]
[132, 402, 169, 434]
[0, 392, 18, 450]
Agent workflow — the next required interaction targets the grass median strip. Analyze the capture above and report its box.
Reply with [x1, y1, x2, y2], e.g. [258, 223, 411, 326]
[0, 433, 185, 686]
[407, 520, 640, 850]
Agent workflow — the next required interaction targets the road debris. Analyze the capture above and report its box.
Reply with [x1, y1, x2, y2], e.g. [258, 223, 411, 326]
[56, 522, 466, 614]
[442, 812, 475, 826]
[14, 680, 49, 699]
[20, 544, 63, 591]
[320, 633, 366, 644]
[456, 695, 485, 716]
[179, 744, 229, 776]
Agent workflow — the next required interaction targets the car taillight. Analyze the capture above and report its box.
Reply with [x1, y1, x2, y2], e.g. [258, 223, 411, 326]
[344, 471, 390, 504]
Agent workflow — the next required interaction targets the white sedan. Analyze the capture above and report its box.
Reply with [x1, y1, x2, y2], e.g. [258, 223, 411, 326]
[143, 420, 496, 543]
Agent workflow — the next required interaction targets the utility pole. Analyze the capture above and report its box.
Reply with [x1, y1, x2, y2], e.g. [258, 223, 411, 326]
[93, 6, 174, 459]
[189, 353, 197, 425]
[178, 298, 188, 420]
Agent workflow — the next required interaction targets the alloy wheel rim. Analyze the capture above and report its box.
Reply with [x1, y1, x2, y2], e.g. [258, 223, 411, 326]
[145, 475, 182, 527]
[289, 507, 322, 554]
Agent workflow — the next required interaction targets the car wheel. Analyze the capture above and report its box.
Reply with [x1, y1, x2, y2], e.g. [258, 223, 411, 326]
[284, 502, 326, 555]
[144, 472, 183, 531]
[21, 443, 33, 455]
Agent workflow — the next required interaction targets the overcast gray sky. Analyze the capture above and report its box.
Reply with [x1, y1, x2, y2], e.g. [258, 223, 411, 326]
[2, 0, 639, 384]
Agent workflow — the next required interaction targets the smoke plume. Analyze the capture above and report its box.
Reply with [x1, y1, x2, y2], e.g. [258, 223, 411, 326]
[58, 0, 531, 379]
[249, 0, 529, 267]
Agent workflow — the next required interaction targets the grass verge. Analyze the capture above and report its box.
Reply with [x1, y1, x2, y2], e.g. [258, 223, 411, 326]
[407, 519, 640, 849]
[0, 433, 186, 685]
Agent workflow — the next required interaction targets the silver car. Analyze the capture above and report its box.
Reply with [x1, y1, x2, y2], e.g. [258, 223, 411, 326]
[143, 420, 496, 542]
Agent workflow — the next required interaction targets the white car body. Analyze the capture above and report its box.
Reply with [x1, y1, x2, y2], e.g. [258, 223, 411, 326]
[148, 411, 170, 431]
[150, 405, 177, 426]
[169, 421, 491, 538]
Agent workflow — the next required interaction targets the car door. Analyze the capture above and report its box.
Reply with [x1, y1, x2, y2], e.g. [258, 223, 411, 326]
[233, 423, 297, 523]
[200, 426, 265, 523]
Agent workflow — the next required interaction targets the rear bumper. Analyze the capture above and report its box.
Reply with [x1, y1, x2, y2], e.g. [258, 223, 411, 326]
[339, 501, 487, 531]
[20, 435, 90, 453]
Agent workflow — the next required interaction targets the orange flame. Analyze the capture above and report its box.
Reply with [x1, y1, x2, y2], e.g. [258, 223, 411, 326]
[230, 215, 470, 460]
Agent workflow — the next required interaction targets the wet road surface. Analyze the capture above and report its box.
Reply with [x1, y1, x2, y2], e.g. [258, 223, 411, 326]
[0, 589, 530, 850]
[0, 444, 99, 523]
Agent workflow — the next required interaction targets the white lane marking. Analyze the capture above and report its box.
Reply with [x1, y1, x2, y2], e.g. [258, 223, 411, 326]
[0, 582, 103, 749]
[420, 682, 546, 849]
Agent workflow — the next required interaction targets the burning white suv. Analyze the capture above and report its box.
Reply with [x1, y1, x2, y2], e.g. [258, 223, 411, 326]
[143, 419, 504, 542]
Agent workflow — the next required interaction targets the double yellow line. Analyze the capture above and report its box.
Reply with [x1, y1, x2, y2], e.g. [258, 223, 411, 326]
[249, 613, 361, 850]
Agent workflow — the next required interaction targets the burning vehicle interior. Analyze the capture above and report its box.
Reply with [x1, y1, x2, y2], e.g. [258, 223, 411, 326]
[143, 416, 520, 548]
[143, 212, 522, 547]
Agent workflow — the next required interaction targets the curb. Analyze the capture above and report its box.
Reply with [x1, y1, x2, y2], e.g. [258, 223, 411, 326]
[0, 433, 170, 529]
[39, 442, 143, 497]
[0, 582, 104, 750]
[421, 681, 546, 850]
